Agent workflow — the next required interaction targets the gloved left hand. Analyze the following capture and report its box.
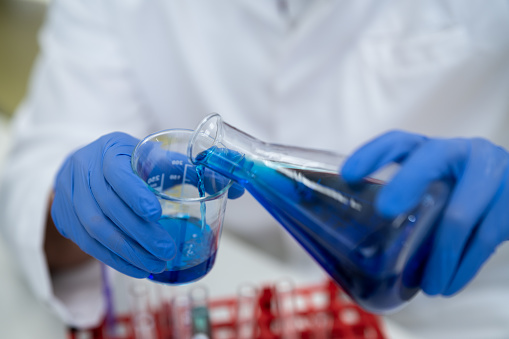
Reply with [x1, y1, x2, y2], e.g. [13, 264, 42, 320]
[52, 132, 172, 278]
[51, 132, 244, 278]
[341, 130, 509, 296]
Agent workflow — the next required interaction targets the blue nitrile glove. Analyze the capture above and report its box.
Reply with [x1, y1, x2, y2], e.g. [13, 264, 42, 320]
[341, 130, 509, 296]
[51, 132, 244, 278]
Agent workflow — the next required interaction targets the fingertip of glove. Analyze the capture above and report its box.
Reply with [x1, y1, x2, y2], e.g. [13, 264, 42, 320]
[139, 199, 162, 221]
[420, 280, 441, 296]
[420, 265, 444, 296]
[442, 285, 461, 297]
[375, 184, 419, 219]
[228, 184, 245, 199]
[147, 260, 167, 274]
[158, 237, 176, 261]
[341, 162, 364, 184]
[129, 270, 151, 279]
[374, 196, 402, 220]
[420, 253, 452, 296]
[113, 263, 150, 279]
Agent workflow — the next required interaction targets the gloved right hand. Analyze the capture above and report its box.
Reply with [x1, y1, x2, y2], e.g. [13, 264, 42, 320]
[341, 130, 509, 296]
[51, 132, 174, 278]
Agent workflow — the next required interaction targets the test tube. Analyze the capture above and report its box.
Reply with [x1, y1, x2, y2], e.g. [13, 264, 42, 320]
[154, 283, 176, 338]
[311, 312, 332, 339]
[128, 281, 158, 339]
[101, 265, 135, 339]
[172, 292, 192, 339]
[189, 286, 213, 339]
[236, 283, 258, 339]
[275, 279, 298, 339]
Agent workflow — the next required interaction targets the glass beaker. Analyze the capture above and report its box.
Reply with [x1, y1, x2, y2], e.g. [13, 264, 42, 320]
[236, 283, 258, 339]
[188, 113, 450, 314]
[132, 129, 232, 285]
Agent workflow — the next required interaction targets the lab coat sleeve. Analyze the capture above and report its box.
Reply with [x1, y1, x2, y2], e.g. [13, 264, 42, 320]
[0, 0, 154, 328]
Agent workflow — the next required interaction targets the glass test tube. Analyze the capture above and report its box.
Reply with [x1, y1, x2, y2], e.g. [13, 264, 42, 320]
[236, 283, 258, 339]
[189, 286, 213, 339]
[128, 281, 158, 339]
[100, 266, 131, 339]
[154, 283, 175, 338]
[312, 312, 332, 339]
[275, 279, 298, 339]
[172, 293, 192, 339]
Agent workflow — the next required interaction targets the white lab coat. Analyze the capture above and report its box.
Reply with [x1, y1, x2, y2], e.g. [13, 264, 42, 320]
[1, 0, 509, 337]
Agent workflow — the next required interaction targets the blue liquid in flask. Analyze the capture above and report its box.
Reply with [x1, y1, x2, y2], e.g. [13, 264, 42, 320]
[194, 147, 446, 313]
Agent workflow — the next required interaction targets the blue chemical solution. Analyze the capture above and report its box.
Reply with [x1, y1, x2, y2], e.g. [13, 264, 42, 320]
[194, 147, 445, 313]
[149, 215, 217, 285]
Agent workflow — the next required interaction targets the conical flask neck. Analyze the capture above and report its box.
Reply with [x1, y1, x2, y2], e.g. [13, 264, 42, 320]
[190, 114, 262, 158]
[189, 113, 264, 182]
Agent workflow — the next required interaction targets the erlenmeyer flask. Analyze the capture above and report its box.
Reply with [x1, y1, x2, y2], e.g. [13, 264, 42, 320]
[188, 113, 449, 314]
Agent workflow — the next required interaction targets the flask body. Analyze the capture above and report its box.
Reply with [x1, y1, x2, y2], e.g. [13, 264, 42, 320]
[189, 114, 448, 313]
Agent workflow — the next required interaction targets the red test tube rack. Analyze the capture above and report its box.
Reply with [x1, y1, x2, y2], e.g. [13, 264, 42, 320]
[68, 279, 387, 339]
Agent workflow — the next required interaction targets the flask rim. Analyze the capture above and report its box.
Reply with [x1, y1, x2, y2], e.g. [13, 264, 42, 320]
[188, 113, 223, 165]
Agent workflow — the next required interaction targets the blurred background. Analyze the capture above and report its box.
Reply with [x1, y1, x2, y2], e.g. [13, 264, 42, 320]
[0, 0, 47, 117]
[0, 0, 47, 163]
[0, 2, 59, 337]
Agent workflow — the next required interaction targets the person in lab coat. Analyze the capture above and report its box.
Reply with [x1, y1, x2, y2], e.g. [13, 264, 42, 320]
[1, 0, 509, 338]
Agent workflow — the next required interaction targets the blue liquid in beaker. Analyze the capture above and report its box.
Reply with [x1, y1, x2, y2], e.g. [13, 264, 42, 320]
[149, 215, 217, 285]
[195, 147, 442, 313]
